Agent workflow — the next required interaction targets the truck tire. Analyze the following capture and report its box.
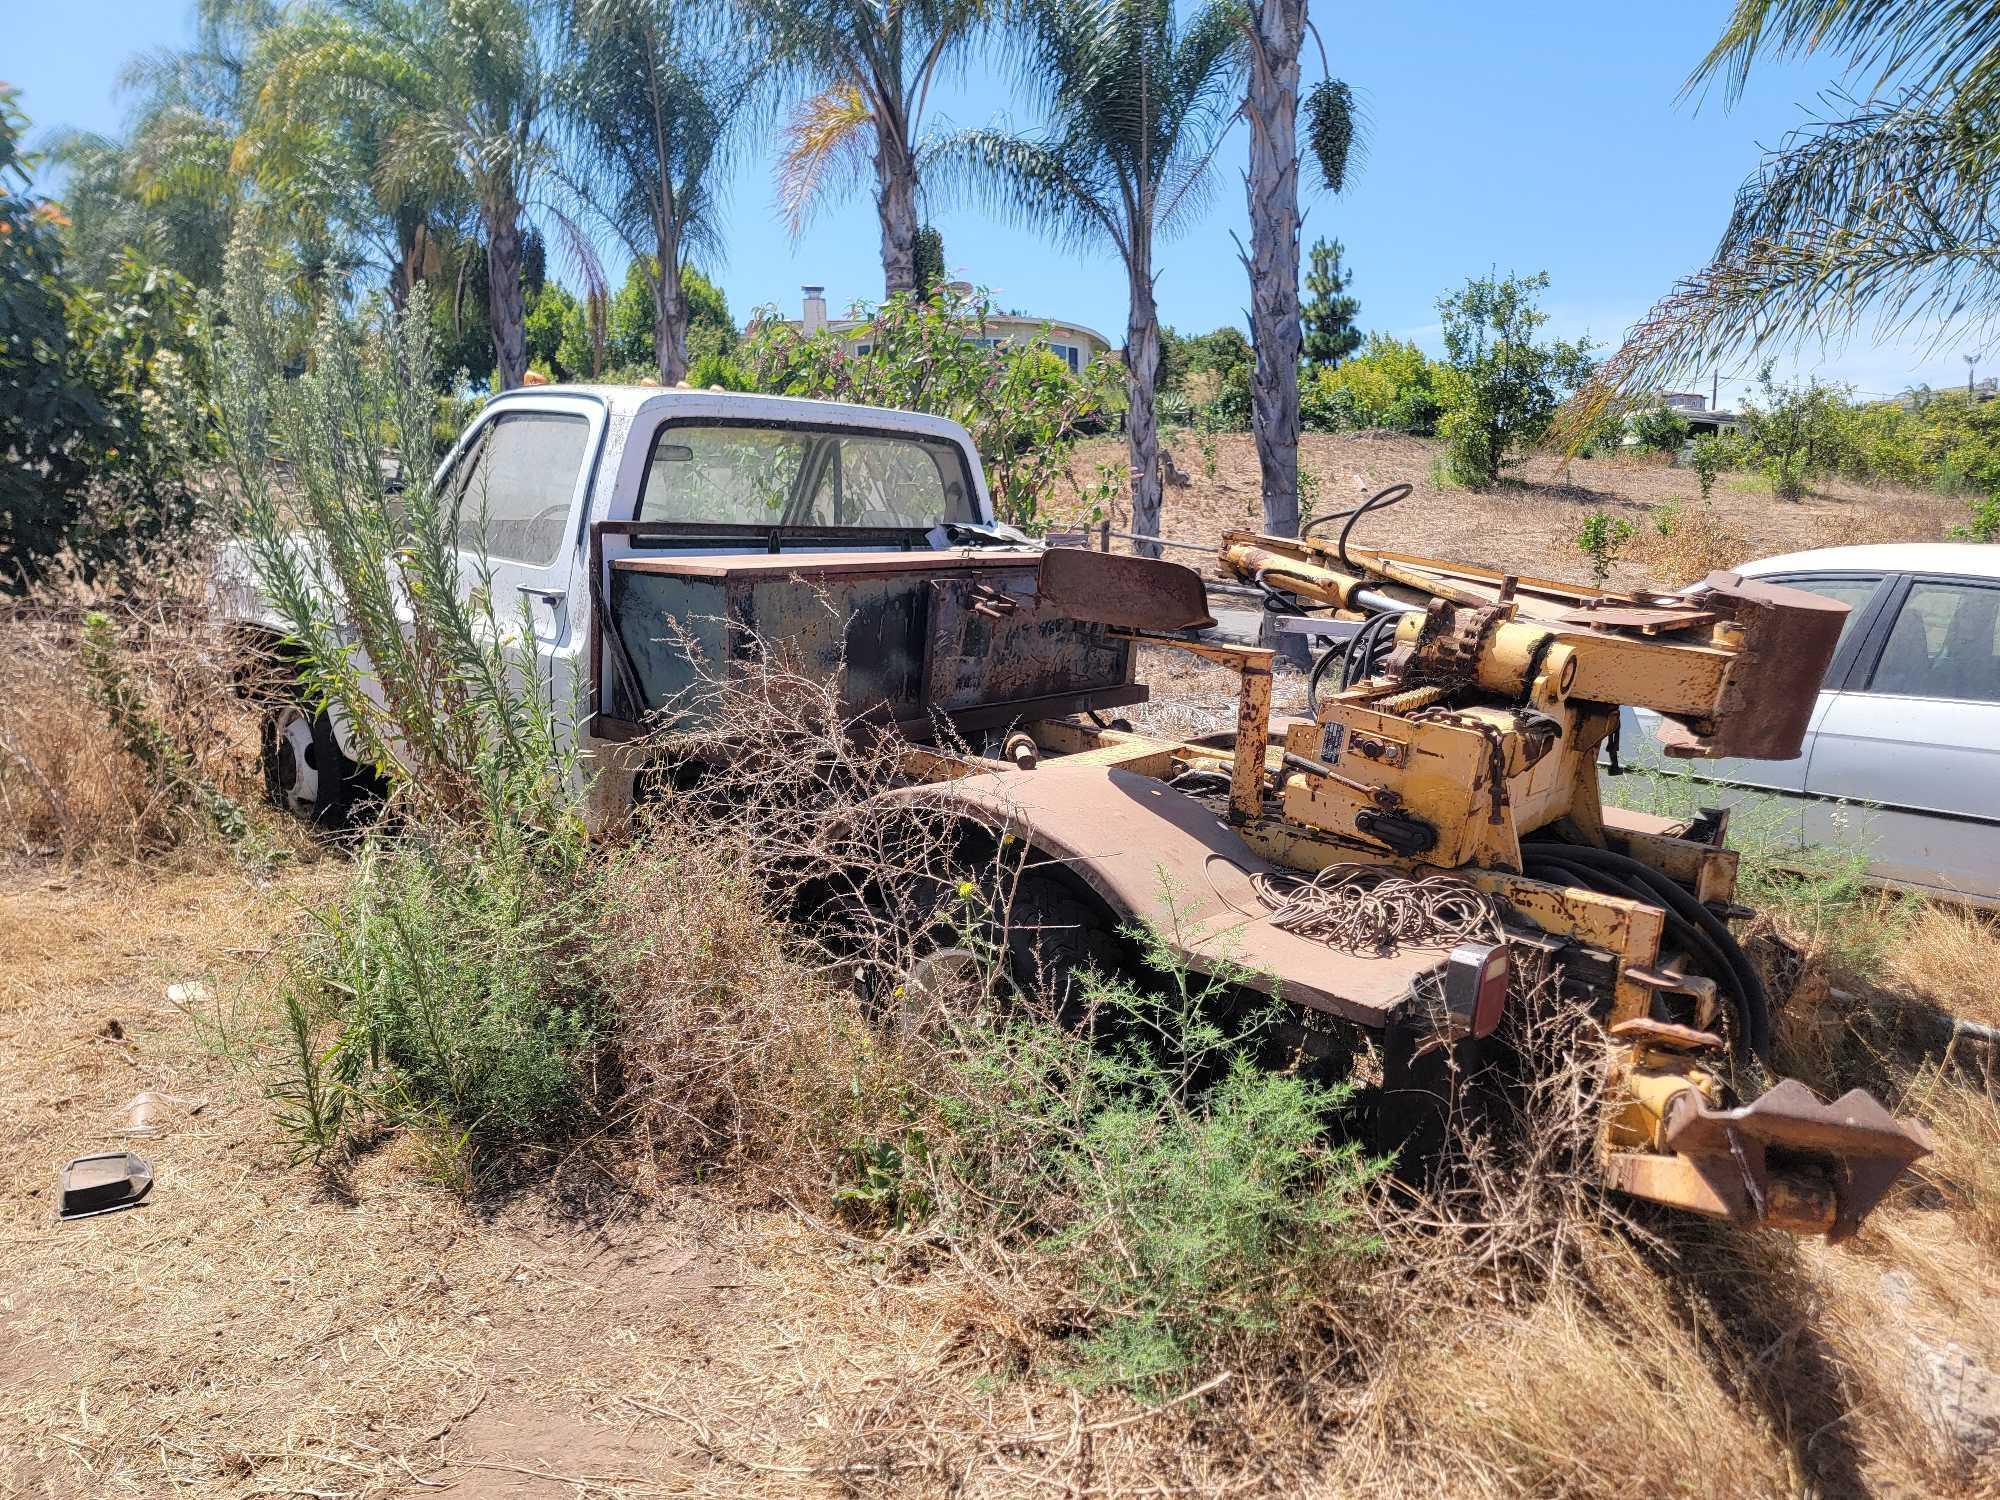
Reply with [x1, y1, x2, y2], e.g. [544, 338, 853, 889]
[260, 701, 368, 830]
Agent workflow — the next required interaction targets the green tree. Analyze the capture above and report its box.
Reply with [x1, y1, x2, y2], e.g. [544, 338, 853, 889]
[1741, 363, 1849, 499]
[934, 0, 1242, 555]
[266, 0, 571, 389]
[1, 89, 206, 590]
[1436, 270, 1594, 487]
[1301, 237, 1361, 369]
[561, 0, 751, 384]
[745, 0, 992, 298]
[1632, 400, 1691, 452]
[524, 280, 581, 377]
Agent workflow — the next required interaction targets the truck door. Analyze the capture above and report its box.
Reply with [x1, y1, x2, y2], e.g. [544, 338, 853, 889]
[439, 394, 605, 714]
[1803, 573, 2000, 900]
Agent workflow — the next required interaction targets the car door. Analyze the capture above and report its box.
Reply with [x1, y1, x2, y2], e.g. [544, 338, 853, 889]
[439, 394, 605, 718]
[1803, 573, 2000, 900]
[1616, 572, 1891, 842]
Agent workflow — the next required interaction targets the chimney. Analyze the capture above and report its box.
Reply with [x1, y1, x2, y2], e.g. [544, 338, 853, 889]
[801, 285, 827, 335]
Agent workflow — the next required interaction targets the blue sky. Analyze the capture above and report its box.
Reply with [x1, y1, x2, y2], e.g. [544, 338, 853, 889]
[11, 1, 1983, 407]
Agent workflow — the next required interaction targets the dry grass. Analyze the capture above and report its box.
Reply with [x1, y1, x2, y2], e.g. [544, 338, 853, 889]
[0, 553, 266, 865]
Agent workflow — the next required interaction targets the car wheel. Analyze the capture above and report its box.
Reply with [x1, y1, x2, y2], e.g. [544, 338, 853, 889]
[260, 702, 365, 830]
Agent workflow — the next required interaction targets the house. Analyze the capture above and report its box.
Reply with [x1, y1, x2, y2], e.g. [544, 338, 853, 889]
[1657, 391, 1741, 438]
[789, 284, 1117, 375]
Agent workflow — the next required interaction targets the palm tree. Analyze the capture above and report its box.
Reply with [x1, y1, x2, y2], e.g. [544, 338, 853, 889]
[1574, 0, 2000, 420]
[49, 0, 278, 291]
[1241, 0, 1305, 539]
[739, 0, 990, 298]
[261, 0, 570, 388]
[934, 0, 1242, 556]
[561, 0, 751, 384]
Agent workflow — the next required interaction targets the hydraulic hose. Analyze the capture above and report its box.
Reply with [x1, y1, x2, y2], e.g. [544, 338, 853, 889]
[1302, 482, 1414, 572]
[1523, 840, 1772, 1063]
[1524, 854, 1757, 1064]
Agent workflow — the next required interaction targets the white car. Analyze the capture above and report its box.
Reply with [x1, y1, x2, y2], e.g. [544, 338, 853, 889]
[1619, 542, 2000, 905]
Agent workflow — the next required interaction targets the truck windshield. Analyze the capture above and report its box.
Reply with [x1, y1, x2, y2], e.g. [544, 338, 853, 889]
[635, 422, 980, 529]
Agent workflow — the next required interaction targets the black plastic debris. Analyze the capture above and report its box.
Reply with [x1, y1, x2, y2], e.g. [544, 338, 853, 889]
[58, 1151, 153, 1221]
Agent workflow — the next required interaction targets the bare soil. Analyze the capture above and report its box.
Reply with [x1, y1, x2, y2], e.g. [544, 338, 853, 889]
[1062, 430, 1966, 592]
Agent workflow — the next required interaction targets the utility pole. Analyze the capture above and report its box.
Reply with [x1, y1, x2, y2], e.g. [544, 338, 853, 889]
[1711, 370, 1719, 411]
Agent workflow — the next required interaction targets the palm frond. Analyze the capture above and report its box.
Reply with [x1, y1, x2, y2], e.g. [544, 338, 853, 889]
[1690, 0, 2000, 113]
[1558, 92, 2000, 442]
[776, 83, 877, 238]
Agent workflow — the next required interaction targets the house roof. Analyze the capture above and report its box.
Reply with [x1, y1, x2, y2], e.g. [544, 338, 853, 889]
[799, 311, 1117, 350]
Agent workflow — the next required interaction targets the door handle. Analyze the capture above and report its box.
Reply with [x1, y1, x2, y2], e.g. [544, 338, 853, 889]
[518, 586, 566, 604]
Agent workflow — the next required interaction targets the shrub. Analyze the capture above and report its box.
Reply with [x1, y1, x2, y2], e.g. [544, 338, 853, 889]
[1434, 271, 1594, 487]
[1306, 333, 1441, 434]
[1, 88, 209, 592]
[1740, 363, 1851, 500]
[1632, 401, 1690, 453]
[905, 934, 1387, 1397]
[1574, 509, 1635, 583]
[1690, 432, 1733, 499]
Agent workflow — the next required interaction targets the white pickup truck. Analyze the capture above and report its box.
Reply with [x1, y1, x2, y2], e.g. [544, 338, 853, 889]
[228, 383, 1150, 830]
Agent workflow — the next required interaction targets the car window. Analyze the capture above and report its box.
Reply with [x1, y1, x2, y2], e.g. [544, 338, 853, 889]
[1865, 580, 2000, 703]
[1765, 574, 1881, 663]
[637, 423, 978, 527]
[448, 411, 591, 566]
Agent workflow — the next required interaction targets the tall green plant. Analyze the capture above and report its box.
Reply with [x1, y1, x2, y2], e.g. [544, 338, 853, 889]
[931, 0, 1243, 555]
[1302, 237, 1362, 369]
[220, 242, 581, 841]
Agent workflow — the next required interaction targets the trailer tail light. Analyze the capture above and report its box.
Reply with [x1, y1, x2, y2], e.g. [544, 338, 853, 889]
[1444, 940, 1511, 1039]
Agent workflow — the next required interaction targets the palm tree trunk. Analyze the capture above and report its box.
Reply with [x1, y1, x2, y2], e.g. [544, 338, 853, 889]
[1245, 0, 1304, 540]
[1125, 269, 1164, 560]
[874, 130, 918, 298]
[484, 194, 529, 389]
[653, 255, 689, 386]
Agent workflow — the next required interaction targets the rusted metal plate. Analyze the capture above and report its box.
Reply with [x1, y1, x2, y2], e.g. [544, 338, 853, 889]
[883, 764, 1443, 1025]
[1656, 573, 1848, 761]
[1556, 605, 1718, 633]
[1661, 1077, 1933, 1241]
[1037, 547, 1217, 633]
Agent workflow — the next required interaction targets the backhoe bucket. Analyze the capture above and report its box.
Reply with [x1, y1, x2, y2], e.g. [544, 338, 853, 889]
[1654, 1079, 1934, 1241]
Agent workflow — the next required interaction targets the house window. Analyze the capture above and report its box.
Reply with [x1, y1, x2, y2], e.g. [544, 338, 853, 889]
[853, 342, 874, 356]
[1050, 342, 1081, 374]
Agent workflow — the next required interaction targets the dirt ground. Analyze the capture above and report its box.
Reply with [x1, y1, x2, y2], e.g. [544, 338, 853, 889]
[1062, 430, 1966, 592]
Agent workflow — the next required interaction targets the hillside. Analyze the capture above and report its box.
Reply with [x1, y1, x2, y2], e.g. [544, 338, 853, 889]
[1062, 431, 1967, 590]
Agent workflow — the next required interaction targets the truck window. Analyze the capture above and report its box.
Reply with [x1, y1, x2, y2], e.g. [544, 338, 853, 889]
[637, 423, 978, 528]
[448, 411, 591, 565]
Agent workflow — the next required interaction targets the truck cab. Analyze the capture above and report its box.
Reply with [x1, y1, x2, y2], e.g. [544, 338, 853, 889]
[238, 385, 1145, 828]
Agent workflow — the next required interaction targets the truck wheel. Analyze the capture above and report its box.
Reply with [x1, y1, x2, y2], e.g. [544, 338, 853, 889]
[858, 868, 1131, 1038]
[260, 702, 366, 830]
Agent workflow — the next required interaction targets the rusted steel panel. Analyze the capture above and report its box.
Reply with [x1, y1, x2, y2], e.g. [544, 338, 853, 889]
[887, 764, 1445, 1025]
[1658, 573, 1848, 760]
[1037, 547, 1217, 632]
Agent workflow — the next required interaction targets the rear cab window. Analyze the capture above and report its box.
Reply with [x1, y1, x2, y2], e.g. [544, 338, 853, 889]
[635, 421, 980, 530]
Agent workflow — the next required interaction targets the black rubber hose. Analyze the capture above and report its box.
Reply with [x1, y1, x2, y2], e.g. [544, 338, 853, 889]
[1526, 856, 1757, 1062]
[1524, 841, 1771, 1062]
[1335, 483, 1413, 571]
[1531, 844, 1768, 1056]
